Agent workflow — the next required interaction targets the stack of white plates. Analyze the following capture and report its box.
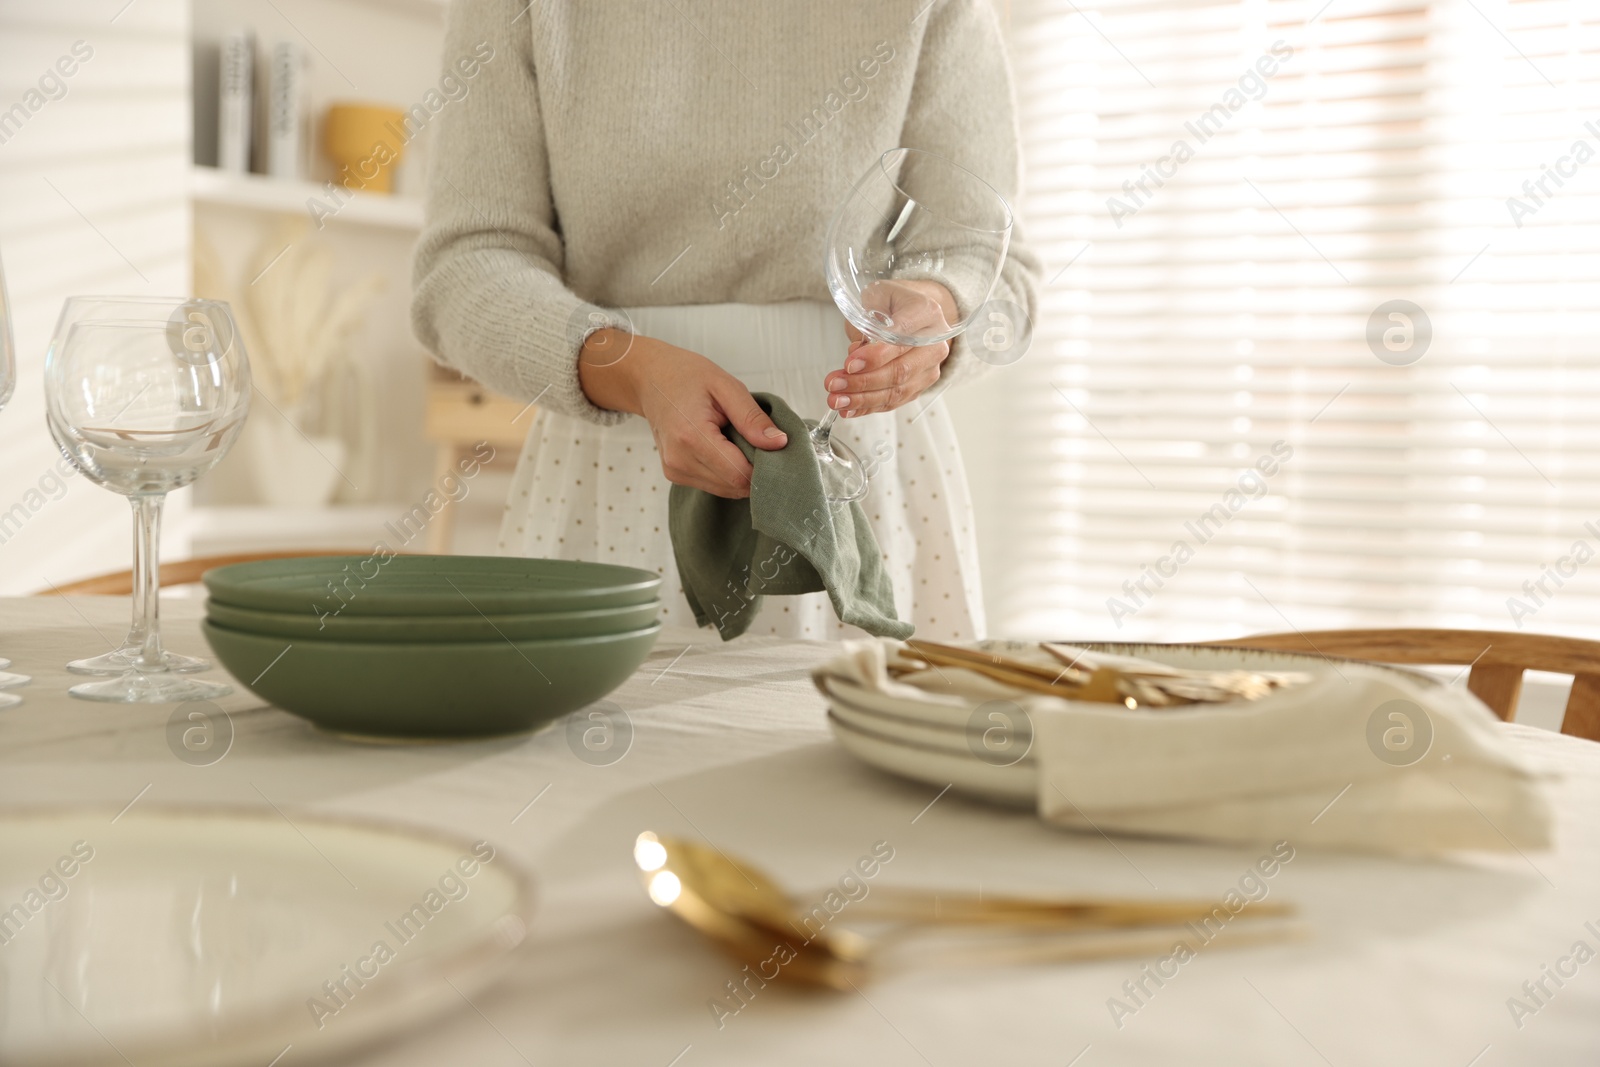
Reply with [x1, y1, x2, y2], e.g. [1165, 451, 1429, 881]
[822, 674, 1039, 807]
[822, 642, 1388, 809]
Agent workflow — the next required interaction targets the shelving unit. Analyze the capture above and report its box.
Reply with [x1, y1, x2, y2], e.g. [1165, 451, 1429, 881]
[183, 0, 521, 557]
[191, 165, 424, 230]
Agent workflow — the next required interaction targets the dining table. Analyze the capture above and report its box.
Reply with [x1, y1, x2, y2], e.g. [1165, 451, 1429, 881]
[2, 594, 1597, 1066]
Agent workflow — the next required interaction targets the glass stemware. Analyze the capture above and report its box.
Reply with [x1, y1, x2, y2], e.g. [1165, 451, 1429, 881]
[820, 147, 1014, 503]
[0, 251, 31, 707]
[49, 297, 222, 675]
[45, 297, 251, 703]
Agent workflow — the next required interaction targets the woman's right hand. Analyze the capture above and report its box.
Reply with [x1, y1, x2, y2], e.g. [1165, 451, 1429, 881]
[577, 329, 788, 499]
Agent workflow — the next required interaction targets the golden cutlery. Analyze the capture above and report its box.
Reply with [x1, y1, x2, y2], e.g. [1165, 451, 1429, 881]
[906, 639, 1089, 684]
[638, 833, 1288, 927]
[896, 639, 1307, 709]
[634, 833, 1303, 989]
[902, 640, 1151, 705]
[635, 833, 1305, 990]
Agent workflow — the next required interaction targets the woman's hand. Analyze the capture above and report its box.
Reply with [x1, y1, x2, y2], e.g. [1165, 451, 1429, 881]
[577, 329, 787, 499]
[826, 279, 959, 417]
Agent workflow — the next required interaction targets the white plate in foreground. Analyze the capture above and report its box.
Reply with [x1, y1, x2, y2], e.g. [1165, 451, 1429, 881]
[0, 808, 534, 1067]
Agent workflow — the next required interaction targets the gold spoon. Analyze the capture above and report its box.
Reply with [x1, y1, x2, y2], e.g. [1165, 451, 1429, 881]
[636, 833, 1290, 928]
[634, 833, 1304, 990]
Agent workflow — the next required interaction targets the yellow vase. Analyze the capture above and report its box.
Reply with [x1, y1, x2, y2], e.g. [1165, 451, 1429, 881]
[322, 103, 407, 195]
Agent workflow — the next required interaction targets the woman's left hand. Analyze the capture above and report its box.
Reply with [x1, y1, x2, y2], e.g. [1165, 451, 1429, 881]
[826, 279, 959, 417]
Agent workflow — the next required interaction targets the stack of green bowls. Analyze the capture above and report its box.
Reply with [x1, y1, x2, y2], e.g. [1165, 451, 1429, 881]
[200, 556, 662, 739]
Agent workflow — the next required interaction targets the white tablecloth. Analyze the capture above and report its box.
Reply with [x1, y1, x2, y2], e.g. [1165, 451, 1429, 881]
[2, 598, 1597, 1065]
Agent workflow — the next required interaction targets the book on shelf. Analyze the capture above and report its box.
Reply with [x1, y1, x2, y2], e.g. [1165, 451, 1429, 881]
[216, 28, 254, 173]
[263, 41, 307, 180]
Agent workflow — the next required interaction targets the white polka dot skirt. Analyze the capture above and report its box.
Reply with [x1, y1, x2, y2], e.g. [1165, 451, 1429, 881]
[498, 302, 986, 641]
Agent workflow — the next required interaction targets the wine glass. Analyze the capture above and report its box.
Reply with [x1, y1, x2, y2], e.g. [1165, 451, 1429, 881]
[820, 147, 1014, 502]
[45, 297, 251, 703]
[49, 297, 225, 676]
[0, 251, 31, 707]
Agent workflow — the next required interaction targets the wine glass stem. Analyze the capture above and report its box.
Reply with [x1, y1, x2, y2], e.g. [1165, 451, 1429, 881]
[127, 496, 148, 648]
[813, 409, 841, 445]
[131, 493, 166, 671]
[817, 326, 888, 448]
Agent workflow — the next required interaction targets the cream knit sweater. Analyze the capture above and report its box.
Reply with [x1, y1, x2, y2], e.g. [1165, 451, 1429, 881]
[411, 0, 1039, 426]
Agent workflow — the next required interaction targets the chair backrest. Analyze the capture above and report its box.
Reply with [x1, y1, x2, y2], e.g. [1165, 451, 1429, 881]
[1209, 628, 1600, 743]
[36, 551, 368, 597]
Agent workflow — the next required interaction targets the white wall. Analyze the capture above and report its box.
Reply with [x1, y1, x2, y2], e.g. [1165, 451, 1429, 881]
[0, 0, 192, 594]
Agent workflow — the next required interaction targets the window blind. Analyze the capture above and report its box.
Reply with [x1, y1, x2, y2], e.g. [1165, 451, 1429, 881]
[994, 0, 1600, 641]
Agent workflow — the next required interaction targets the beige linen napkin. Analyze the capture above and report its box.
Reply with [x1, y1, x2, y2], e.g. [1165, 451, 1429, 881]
[815, 640, 1555, 856]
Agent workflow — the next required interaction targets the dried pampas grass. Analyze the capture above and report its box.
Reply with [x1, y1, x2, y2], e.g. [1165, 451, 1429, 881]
[195, 217, 384, 412]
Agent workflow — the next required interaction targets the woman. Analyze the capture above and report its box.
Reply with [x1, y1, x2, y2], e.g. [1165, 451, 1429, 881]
[412, 0, 1038, 640]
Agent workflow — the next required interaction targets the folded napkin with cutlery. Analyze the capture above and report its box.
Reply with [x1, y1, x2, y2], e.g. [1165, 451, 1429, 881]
[815, 640, 1555, 856]
[668, 393, 911, 641]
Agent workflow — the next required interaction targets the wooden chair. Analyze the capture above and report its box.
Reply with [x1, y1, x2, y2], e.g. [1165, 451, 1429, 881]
[1209, 628, 1600, 743]
[36, 550, 364, 597]
[424, 365, 531, 553]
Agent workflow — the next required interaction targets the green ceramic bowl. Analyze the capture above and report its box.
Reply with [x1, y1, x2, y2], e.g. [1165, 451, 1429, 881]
[201, 619, 661, 739]
[205, 598, 662, 643]
[203, 555, 662, 617]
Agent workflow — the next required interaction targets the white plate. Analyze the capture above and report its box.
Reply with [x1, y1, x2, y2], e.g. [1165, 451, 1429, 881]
[820, 675, 980, 730]
[826, 695, 1032, 762]
[827, 711, 1037, 808]
[0, 808, 535, 1067]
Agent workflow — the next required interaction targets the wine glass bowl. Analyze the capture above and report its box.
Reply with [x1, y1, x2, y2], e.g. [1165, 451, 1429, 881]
[45, 297, 250, 703]
[826, 147, 1012, 346]
[49, 322, 245, 494]
[817, 148, 1014, 502]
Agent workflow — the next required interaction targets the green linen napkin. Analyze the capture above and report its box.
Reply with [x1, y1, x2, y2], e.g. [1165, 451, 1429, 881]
[668, 393, 912, 641]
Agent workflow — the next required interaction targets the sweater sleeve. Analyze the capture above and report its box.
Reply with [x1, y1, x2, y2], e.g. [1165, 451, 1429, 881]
[410, 0, 627, 426]
[898, 0, 1042, 393]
